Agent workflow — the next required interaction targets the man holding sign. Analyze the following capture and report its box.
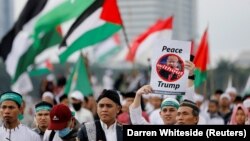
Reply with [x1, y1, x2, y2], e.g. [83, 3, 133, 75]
[129, 39, 198, 125]
[129, 60, 196, 125]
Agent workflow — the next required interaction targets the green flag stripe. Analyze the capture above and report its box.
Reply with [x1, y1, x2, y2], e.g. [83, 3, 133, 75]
[64, 63, 77, 95]
[194, 69, 207, 88]
[75, 57, 93, 96]
[59, 22, 121, 63]
[29, 68, 51, 77]
[13, 28, 62, 83]
[64, 56, 93, 96]
[34, 0, 94, 41]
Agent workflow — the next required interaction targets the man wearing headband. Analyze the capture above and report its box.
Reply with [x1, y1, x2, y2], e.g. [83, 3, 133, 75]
[78, 89, 123, 141]
[33, 101, 53, 139]
[0, 91, 41, 141]
[130, 85, 180, 125]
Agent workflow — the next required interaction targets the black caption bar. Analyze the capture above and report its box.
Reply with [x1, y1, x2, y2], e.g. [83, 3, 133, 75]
[123, 125, 250, 141]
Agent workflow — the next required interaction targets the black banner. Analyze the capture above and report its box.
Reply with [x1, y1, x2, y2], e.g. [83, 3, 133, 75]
[123, 125, 250, 141]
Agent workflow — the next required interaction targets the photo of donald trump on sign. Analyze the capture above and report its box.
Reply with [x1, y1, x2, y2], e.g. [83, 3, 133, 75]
[157, 54, 184, 82]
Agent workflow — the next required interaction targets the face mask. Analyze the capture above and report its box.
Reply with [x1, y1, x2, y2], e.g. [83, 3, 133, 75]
[72, 103, 81, 111]
[57, 127, 72, 138]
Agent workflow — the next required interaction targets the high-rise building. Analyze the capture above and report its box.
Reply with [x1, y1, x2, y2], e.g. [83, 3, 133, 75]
[117, 0, 198, 43]
[0, 0, 14, 39]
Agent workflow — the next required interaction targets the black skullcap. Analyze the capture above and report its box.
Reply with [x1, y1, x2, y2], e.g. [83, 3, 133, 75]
[180, 99, 200, 114]
[97, 89, 121, 106]
[57, 75, 66, 87]
[215, 89, 224, 95]
[59, 94, 68, 102]
[121, 91, 136, 98]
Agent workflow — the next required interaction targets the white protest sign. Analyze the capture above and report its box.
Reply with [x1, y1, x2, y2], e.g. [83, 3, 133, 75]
[150, 39, 191, 95]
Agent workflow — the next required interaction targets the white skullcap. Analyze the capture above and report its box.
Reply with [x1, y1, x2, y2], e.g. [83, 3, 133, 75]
[225, 87, 237, 95]
[70, 91, 84, 102]
[194, 93, 204, 102]
[243, 99, 250, 108]
[42, 91, 54, 99]
[220, 93, 231, 101]
[46, 74, 55, 81]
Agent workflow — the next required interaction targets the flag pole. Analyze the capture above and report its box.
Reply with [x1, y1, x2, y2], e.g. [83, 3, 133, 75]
[81, 51, 91, 82]
[121, 25, 130, 49]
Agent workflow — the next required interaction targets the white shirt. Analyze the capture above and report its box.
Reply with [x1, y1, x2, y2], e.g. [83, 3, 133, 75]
[202, 112, 224, 125]
[43, 130, 62, 141]
[70, 107, 94, 124]
[198, 115, 207, 125]
[0, 124, 41, 141]
[129, 105, 150, 125]
[149, 108, 164, 124]
[100, 120, 117, 141]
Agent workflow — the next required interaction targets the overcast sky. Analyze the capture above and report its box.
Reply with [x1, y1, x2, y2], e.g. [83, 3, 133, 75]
[14, 0, 250, 67]
[198, 0, 250, 67]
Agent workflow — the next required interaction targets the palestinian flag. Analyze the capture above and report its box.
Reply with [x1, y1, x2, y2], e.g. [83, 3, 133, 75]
[126, 16, 173, 63]
[0, 0, 48, 61]
[59, 0, 123, 63]
[64, 55, 93, 96]
[1, 0, 94, 84]
[4, 0, 63, 84]
[94, 33, 121, 63]
[194, 28, 210, 88]
[33, 0, 95, 48]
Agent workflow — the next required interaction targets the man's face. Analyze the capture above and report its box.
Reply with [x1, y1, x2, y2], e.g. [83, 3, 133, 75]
[208, 102, 218, 114]
[219, 97, 230, 108]
[176, 106, 198, 125]
[160, 106, 177, 125]
[150, 97, 162, 109]
[35, 110, 50, 129]
[97, 98, 121, 125]
[61, 99, 69, 106]
[229, 93, 237, 102]
[0, 101, 20, 124]
[122, 98, 134, 112]
[166, 56, 179, 68]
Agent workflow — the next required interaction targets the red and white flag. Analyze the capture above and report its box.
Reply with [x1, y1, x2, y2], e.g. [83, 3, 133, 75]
[126, 16, 173, 64]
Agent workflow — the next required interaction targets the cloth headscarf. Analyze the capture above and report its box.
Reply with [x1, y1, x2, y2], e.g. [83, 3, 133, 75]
[229, 104, 249, 125]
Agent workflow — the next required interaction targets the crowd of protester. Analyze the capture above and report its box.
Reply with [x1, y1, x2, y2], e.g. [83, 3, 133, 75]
[1, 60, 250, 141]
